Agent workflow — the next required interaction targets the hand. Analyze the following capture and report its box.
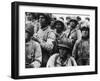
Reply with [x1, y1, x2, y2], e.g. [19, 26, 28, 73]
[40, 42, 53, 51]
[31, 61, 41, 68]
[32, 34, 41, 43]
[46, 44, 53, 51]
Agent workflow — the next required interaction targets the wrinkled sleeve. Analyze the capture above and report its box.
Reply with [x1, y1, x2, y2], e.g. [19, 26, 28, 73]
[40, 31, 56, 51]
[59, 33, 74, 48]
[31, 42, 42, 68]
[60, 30, 81, 48]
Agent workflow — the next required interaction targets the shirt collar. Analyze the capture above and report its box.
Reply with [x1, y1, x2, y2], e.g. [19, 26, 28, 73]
[42, 26, 49, 31]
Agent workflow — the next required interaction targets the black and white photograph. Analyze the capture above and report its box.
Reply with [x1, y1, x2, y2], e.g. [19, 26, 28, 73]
[25, 12, 90, 68]
[11, 2, 97, 79]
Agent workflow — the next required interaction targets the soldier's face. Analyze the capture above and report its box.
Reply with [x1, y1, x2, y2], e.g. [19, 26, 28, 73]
[59, 47, 67, 58]
[56, 22, 62, 33]
[39, 15, 46, 26]
[82, 30, 89, 38]
[26, 13, 32, 21]
[70, 21, 76, 28]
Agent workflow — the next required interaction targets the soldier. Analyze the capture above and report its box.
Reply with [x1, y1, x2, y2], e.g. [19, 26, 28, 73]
[25, 12, 33, 24]
[52, 20, 65, 39]
[33, 13, 56, 67]
[46, 43, 77, 67]
[25, 27, 42, 68]
[51, 20, 66, 53]
[72, 26, 89, 65]
[59, 19, 82, 52]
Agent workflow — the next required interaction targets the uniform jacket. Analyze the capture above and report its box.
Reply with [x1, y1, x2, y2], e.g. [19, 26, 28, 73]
[33, 26, 56, 67]
[33, 26, 56, 51]
[46, 53, 77, 67]
[59, 28, 82, 49]
[25, 40, 42, 68]
[72, 39, 89, 62]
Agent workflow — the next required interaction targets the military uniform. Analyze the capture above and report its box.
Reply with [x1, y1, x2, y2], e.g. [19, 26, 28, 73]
[59, 28, 82, 50]
[46, 53, 77, 67]
[25, 40, 42, 68]
[33, 26, 56, 67]
[72, 39, 89, 65]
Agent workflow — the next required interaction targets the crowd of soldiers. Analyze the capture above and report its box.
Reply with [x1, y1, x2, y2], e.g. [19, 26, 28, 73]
[25, 12, 90, 68]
